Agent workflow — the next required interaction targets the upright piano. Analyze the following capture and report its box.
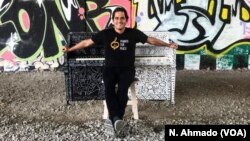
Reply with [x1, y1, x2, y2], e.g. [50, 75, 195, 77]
[64, 32, 176, 104]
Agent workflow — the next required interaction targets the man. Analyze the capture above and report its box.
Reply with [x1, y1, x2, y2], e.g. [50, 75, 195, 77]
[63, 7, 178, 136]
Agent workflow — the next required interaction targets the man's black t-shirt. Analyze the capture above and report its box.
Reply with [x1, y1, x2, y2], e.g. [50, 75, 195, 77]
[91, 28, 148, 67]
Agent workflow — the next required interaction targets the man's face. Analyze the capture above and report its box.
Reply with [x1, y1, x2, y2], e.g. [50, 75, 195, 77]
[113, 11, 128, 30]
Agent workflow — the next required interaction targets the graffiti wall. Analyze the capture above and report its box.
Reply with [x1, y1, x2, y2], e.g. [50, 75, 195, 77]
[0, 0, 250, 71]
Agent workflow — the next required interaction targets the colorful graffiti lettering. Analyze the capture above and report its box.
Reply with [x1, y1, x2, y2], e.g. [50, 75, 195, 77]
[0, 0, 131, 71]
[0, 0, 250, 71]
[135, 0, 250, 54]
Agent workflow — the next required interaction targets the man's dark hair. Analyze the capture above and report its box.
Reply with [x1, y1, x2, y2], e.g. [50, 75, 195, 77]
[112, 7, 129, 20]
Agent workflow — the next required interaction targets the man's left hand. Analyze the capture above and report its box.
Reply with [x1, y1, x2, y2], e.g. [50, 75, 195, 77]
[169, 43, 178, 49]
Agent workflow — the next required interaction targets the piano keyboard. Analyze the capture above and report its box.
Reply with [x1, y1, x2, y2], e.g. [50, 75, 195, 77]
[76, 58, 105, 61]
[135, 56, 173, 65]
[72, 56, 173, 66]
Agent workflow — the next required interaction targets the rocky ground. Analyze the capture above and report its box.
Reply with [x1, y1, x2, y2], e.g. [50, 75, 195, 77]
[0, 70, 249, 140]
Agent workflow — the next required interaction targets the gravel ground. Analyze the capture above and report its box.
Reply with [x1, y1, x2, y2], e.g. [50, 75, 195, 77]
[0, 70, 249, 140]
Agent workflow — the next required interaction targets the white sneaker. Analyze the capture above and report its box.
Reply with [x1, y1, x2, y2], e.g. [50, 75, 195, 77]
[114, 120, 126, 135]
[104, 119, 115, 136]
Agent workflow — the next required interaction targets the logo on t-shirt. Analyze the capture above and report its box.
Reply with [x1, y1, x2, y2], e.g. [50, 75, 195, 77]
[110, 37, 119, 50]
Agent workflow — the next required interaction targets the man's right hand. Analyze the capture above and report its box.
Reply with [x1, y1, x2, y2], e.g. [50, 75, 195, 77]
[62, 46, 70, 53]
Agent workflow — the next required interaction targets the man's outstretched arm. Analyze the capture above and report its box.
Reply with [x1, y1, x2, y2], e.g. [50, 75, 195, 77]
[147, 37, 178, 49]
[62, 39, 95, 53]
